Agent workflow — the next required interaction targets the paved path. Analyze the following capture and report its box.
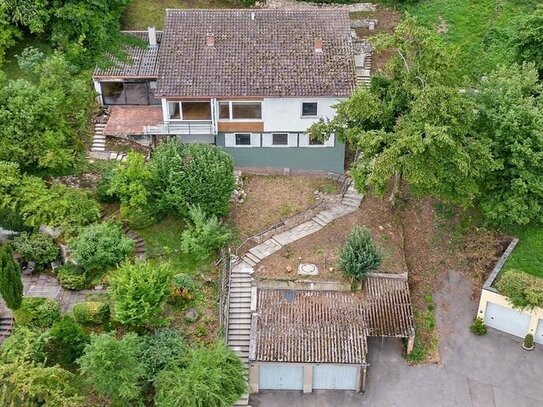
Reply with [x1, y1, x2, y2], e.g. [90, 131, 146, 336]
[242, 185, 363, 267]
[252, 270, 543, 406]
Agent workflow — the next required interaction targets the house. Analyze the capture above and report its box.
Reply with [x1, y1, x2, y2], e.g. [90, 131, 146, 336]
[248, 274, 415, 394]
[93, 10, 360, 174]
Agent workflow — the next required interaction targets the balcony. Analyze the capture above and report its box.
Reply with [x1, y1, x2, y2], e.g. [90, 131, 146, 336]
[144, 121, 214, 136]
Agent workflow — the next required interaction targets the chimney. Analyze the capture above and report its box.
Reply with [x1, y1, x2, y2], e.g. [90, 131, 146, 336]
[206, 33, 215, 47]
[314, 39, 323, 53]
[251, 11, 256, 20]
[148, 26, 157, 48]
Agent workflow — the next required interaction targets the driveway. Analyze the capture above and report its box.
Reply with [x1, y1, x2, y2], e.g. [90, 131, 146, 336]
[252, 270, 543, 407]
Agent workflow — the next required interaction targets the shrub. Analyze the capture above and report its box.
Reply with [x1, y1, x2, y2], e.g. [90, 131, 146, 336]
[470, 317, 487, 336]
[43, 316, 89, 369]
[56, 264, 88, 290]
[0, 246, 23, 310]
[497, 269, 543, 309]
[524, 333, 534, 349]
[154, 341, 246, 407]
[70, 222, 134, 272]
[96, 163, 119, 203]
[339, 226, 382, 281]
[72, 301, 110, 326]
[180, 205, 232, 261]
[109, 261, 172, 328]
[150, 141, 235, 218]
[13, 298, 61, 330]
[12, 232, 58, 268]
[141, 328, 186, 381]
[79, 332, 145, 404]
[0, 327, 45, 364]
[170, 273, 198, 305]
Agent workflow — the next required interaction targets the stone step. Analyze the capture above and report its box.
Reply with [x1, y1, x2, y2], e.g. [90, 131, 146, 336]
[242, 256, 256, 267]
[91, 147, 106, 152]
[228, 335, 251, 342]
[230, 290, 252, 297]
[93, 134, 105, 139]
[229, 303, 252, 310]
[228, 330, 251, 337]
[229, 340, 250, 348]
[343, 193, 363, 201]
[230, 286, 252, 292]
[230, 280, 252, 285]
[229, 324, 251, 331]
[244, 252, 260, 264]
[230, 297, 251, 303]
[229, 318, 252, 325]
[92, 142, 106, 148]
[312, 215, 329, 226]
[342, 198, 362, 207]
[95, 123, 107, 127]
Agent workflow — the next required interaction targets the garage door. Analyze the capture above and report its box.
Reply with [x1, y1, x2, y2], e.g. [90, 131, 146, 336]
[484, 302, 530, 338]
[259, 365, 303, 390]
[312, 365, 358, 390]
[535, 320, 543, 345]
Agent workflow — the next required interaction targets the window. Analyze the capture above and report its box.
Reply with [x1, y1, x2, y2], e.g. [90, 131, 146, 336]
[102, 82, 124, 105]
[302, 102, 318, 117]
[219, 102, 230, 119]
[101, 81, 158, 105]
[272, 133, 288, 146]
[309, 136, 324, 146]
[235, 133, 252, 146]
[219, 101, 262, 120]
[168, 101, 212, 120]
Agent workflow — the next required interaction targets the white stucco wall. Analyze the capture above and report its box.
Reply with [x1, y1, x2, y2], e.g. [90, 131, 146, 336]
[262, 97, 343, 132]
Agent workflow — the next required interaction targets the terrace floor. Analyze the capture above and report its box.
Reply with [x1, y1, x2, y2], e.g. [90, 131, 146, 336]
[104, 105, 163, 137]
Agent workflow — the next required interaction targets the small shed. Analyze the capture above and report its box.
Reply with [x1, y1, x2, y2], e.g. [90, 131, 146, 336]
[248, 274, 414, 394]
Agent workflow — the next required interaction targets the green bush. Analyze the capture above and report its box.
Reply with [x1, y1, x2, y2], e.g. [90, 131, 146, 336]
[151, 141, 235, 218]
[43, 316, 89, 369]
[0, 246, 24, 310]
[154, 342, 246, 407]
[180, 205, 232, 261]
[339, 226, 382, 281]
[79, 332, 145, 404]
[470, 317, 487, 336]
[12, 232, 58, 268]
[13, 298, 61, 330]
[524, 333, 534, 348]
[170, 273, 198, 305]
[96, 163, 119, 203]
[70, 222, 134, 272]
[0, 327, 45, 364]
[497, 269, 543, 309]
[109, 261, 172, 328]
[72, 301, 110, 326]
[56, 264, 88, 290]
[141, 328, 186, 381]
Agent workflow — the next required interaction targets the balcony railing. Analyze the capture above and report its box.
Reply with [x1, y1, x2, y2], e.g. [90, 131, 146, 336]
[144, 121, 214, 136]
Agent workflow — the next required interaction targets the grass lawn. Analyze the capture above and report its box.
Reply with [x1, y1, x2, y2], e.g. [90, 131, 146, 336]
[122, 0, 245, 30]
[2, 36, 53, 80]
[503, 226, 543, 278]
[403, 0, 538, 77]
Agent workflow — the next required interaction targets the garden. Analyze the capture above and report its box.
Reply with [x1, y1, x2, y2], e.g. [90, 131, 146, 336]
[0, 141, 247, 406]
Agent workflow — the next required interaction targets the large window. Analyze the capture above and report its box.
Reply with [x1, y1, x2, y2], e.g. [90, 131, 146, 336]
[101, 81, 160, 105]
[168, 101, 212, 120]
[218, 101, 262, 120]
[301, 102, 318, 117]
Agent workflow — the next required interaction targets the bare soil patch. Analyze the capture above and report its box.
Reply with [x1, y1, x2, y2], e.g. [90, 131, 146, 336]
[255, 194, 407, 281]
[228, 175, 340, 241]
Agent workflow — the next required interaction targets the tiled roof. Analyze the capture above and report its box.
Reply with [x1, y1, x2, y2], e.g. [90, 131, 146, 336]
[155, 9, 356, 98]
[250, 275, 415, 364]
[251, 289, 368, 364]
[93, 31, 162, 78]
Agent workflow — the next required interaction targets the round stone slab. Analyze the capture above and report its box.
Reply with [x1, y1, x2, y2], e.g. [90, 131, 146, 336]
[298, 263, 318, 276]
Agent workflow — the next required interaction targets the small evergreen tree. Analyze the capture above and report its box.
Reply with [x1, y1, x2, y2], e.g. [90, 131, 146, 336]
[0, 246, 24, 310]
[339, 227, 382, 282]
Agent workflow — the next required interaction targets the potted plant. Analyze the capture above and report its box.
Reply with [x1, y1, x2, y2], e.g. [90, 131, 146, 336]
[523, 334, 535, 351]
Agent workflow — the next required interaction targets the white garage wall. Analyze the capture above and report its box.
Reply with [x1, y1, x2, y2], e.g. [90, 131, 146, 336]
[259, 365, 304, 391]
[312, 365, 359, 390]
[484, 303, 531, 338]
[262, 97, 343, 132]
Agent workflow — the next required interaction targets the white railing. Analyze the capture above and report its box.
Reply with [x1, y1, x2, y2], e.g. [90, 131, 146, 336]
[144, 121, 214, 135]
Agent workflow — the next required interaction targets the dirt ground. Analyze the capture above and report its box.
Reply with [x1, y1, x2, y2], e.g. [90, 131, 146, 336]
[256, 194, 406, 281]
[229, 175, 340, 241]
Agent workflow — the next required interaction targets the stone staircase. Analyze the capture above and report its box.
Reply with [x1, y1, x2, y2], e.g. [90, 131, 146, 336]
[227, 261, 253, 407]
[123, 226, 146, 261]
[91, 123, 106, 152]
[0, 314, 13, 345]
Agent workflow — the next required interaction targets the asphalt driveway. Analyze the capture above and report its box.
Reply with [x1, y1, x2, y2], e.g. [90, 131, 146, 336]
[252, 270, 543, 407]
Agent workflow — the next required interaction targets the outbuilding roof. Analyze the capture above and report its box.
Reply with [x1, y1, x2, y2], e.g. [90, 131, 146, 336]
[251, 289, 368, 364]
[155, 9, 356, 98]
[250, 274, 414, 364]
[93, 31, 162, 78]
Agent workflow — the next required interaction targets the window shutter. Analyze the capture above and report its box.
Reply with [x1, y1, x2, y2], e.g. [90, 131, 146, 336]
[262, 133, 272, 147]
[251, 133, 261, 147]
[225, 133, 235, 147]
[288, 133, 298, 147]
[324, 135, 335, 147]
[299, 134, 309, 147]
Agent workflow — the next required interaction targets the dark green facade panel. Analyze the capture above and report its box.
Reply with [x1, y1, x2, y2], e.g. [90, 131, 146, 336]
[216, 133, 345, 173]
